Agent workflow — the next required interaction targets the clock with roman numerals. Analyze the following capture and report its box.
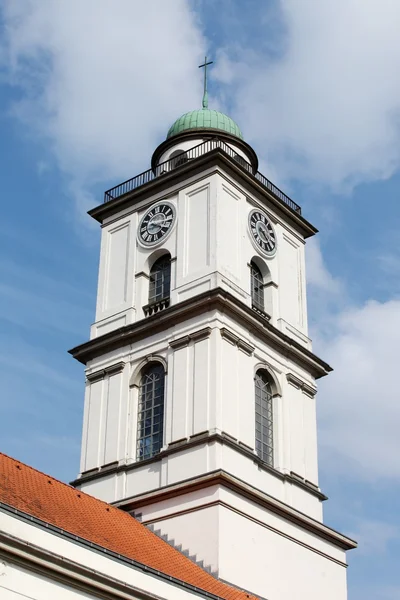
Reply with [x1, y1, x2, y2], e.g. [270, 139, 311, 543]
[248, 209, 276, 256]
[138, 201, 176, 247]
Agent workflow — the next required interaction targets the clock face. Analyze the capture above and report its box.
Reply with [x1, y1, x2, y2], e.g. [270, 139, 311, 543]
[138, 202, 176, 246]
[249, 209, 277, 256]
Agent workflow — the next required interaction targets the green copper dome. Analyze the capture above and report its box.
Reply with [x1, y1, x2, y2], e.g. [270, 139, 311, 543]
[167, 109, 243, 140]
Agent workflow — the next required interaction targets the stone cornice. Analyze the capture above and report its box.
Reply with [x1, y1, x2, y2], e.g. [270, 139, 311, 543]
[112, 469, 356, 552]
[69, 287, 332, 380]
[71, 430, 328, 503]
[169, 327, 212, 350]
[220, 327, 255, 355]
[86, 361, 125, 382]
[286, 373, 317, 397]
[89, 148, 317, 240]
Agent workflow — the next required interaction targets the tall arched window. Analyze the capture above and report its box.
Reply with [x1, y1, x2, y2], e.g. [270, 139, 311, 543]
[149, 254, 171, 305]
[250, 261, 264, 312]
[255, 370, 274, 466]
[136, 363, 165, 461]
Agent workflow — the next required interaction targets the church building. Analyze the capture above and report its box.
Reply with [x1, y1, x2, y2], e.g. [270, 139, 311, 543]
[0, 62, 356, 600]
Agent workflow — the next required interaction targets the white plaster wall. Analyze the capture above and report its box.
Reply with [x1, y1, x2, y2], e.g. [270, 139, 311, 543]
[94, 214, 136, 331]
[218, 502, 348, 600]
[157, 508, 220, 572]
[78, 309, 322, 518]
[180, 175, 309, 344]
[91, 167, 310, 345]
[80, 366, 129, 474]
[0, 510, 208, 600]
[135, 485, 348, 600]
[0, 561, 95, 600]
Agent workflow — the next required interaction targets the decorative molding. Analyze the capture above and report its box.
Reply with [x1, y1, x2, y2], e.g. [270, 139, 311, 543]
[238, 440, 254, 452]
[220, 327, 255, 356]
[72, 431, 328, 503]
[144, 500, 348, 568]
[251, 305, 271, 321]
[219, 327, 238, 345]
[100, 461, 119, 472]
[189, 430, 209, 441]
[169, 327, 212, 350]
[89, 150, 317, 244]
[254, 362, 283, 397]
[135, 271, 150, 280]
[70, 287, 332, 380]
[169, 336, 190, 350]
[221, 431, 237, 443]
[190, 327, 212, 342]
[105, 361, 125, 375]
[129, 355, 168, 388]
[263, 280, 278, 289]
[143, 297, 170, 317]
[302, 384, 317, 398]
[282, 232, 300, 249]
[86, 361, 125, 382]
[112, 470, 355, 552]
[167, 437, 189, 448]
[286, 373, 317, 397]
[86, 370, 104, 383]
[220, 277, 248, 299]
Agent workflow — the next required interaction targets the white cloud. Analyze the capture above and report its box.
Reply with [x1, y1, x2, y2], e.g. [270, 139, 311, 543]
[214, 0, 400, 190]
[0, 0, 205, 215]
[306, 238, 341, 295]
[306, 240, 400, 481]
[316, 297, 400, 481]
[348, 518, 399, 555]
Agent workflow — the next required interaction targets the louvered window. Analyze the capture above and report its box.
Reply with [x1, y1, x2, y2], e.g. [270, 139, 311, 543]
[250, 262, 264, 311]
[255, 371, 274, 466]
[149, 255, 171, 304]
[136, 364, 165, 461]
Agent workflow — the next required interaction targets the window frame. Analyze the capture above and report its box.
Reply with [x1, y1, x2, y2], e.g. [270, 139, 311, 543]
[250, 261, 265, 312]
[136, 363, 165, 461]
[254, 370, 274, 467]
[148, 254, 171, 305]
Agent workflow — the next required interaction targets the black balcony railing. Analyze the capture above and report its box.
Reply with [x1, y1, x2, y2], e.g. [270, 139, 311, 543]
[143, 297, 170, 317]
[104, 139, 301, 215]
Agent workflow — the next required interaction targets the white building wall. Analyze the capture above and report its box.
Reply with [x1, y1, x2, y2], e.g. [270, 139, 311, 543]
[90, 168, 311, 349]
[218, 499, 348, 600]
[0, 510, 210, 600]
[71, 154, 353, 600]
[129, 485, 348, 600]
[78, 307, 322, 517]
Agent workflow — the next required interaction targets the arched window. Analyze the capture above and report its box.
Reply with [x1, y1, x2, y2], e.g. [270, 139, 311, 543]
[149, 254, 171, 305]
[250, 261, 264, 312]
[255, 370, 274, 466]
[136, 363, 165, 461]
[170, 149, 188, 169]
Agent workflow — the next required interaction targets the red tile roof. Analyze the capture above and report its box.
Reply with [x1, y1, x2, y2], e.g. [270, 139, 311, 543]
[0, 452, 257, 600]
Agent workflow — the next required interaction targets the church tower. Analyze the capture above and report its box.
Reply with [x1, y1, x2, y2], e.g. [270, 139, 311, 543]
[70, 61, 356, 600]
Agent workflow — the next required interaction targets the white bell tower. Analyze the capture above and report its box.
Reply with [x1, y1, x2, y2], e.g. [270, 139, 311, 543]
[70, 63, 356, 600]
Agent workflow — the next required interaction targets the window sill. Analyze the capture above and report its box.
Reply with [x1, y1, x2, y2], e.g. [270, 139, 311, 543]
[251, 304, 270, 320]
[143, 297, 170, 317]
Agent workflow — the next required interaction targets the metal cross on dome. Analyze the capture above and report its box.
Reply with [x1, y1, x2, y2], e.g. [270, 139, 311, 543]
[198, 56, 213, 109]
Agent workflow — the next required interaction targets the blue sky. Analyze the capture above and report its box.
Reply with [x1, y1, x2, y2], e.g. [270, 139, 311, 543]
[0, 2, 399, 598]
